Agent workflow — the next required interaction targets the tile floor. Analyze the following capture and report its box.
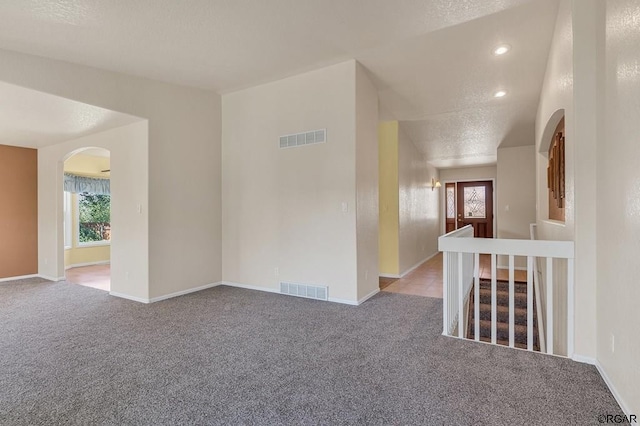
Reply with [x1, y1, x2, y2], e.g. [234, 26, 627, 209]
[380, 253, 527, 299]
[65, 264, 110, 292]
[381, 254, 444, 298]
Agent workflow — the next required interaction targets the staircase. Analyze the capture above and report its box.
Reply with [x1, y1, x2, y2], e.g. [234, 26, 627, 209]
[467, 279, 540, 351]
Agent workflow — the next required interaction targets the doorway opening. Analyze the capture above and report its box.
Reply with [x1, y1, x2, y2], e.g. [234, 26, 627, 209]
[62, 148, 111, 291]
[444, 180, 494, 238]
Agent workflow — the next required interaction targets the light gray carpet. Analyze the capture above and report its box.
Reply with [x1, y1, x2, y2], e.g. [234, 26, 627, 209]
[0, 279, 622, 425]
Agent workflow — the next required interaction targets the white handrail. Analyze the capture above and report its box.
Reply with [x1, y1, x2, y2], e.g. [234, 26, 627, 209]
[441, 225, 475, 337]
[439, 236, 574, 258]
[439, 226, 575, 358]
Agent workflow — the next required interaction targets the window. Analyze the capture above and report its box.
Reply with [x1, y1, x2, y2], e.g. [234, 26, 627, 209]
[63, 191, 72, 249]
[463, 186, 486, 218]
[446, 185, 455, 219]
[78, 192, 111, 245]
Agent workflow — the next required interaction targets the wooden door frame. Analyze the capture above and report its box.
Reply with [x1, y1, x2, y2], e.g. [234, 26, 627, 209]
[440, 178, 497, 237]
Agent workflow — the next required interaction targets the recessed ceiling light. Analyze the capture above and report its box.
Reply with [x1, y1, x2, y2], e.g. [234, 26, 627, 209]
[493, 44, 511, 56]
[494, 90, 507, 98]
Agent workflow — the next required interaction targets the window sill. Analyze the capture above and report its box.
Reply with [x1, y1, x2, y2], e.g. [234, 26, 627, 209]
[77, 241, 111, 248]
[542, 219, 566, 228]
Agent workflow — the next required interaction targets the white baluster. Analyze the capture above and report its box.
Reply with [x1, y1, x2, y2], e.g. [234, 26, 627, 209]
[458, 252, 464, 338]
[567, 258, 575, 358]
[546, 257, 554, 355]
[527, 256, 533, 351]
[509, 255, 515, 348]
[442, 251, 449, 335]
[474, 252, 480, 341]
[491, 253, 497, 344]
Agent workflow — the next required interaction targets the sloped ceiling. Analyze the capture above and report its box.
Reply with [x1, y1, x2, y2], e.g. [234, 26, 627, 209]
[0, 81, 142, 148]
[0, 0, 559, 166]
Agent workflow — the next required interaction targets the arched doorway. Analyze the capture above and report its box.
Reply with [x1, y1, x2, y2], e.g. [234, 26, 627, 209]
[62, 147, 111, 291]
[539, 109, 565, 223]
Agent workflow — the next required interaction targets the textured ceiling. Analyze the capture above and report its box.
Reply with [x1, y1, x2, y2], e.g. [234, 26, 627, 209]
[0, 0, 559, 167]
[0, 81, 142, 148]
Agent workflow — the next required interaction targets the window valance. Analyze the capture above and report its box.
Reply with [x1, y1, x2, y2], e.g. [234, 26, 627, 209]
[64, 173, 110, 195]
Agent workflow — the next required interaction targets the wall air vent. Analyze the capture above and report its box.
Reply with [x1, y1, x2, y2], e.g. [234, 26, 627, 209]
[279, 129, 326, 149]
[280, 282, 328, 301]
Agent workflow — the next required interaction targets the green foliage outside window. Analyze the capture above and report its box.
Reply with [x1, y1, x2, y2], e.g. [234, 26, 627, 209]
[78, 193, 111, 243]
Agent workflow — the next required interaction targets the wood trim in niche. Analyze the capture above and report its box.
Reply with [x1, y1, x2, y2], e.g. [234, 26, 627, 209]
[547, 117, 565, 221]
[0, 144, 38, 278]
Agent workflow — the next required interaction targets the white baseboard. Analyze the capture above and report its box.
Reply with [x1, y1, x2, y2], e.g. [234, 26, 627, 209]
[379, 273, 401, 279]
[0, 273, 66, 283]
[0, 273, 39, 283]
[379, 252, 439, 280]
[400, 251, 439, 278]
[148, 281, 222, 303]
[594, 360, 634, 417]
[221, 281, 281, 295]
[572, 354, 596, 365]
[357, 288, 379, 305]
[327, 296, 359, 305]
[39, 275, 66, 282]
[573, 355, 633, 416]
[65, 260, 110, 270]
[110, 282, 223, 304]
[223, 280, 375, 306]
[109, 291, 150, 304]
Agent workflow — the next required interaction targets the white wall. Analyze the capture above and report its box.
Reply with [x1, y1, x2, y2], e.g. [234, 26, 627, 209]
[39, 123, 149, 300]
[397, 125, 439, 274]
[222, 61, 361, 303]
[355, 64, 380, 301]
[439, 166, 497, 183]
[597, 0, 640, 414]
[534, 0, 574, 358]
[496, 145, 536, 268]
[0, 48, 222, 301]
[535, 0, 574, 241]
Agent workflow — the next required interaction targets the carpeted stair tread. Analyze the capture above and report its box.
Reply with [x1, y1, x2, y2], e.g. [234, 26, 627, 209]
[479, 280, 529, 293]
[476, 303, 529, 324]
[478, 288, 528, 308]
[467, 280, 540, 352]
[468, 319, 533, 344]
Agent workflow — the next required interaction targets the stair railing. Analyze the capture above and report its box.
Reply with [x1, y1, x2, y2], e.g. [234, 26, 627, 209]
[441, 225, 475, 336]
[439, 228, 575, 357]
[530, 224, 546, 354]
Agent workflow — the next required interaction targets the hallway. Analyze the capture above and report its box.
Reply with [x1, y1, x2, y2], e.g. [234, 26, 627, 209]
[380, 253, 527, 299]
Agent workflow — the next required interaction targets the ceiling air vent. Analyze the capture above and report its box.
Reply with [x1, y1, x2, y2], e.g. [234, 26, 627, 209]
[279, 129, 326, 149]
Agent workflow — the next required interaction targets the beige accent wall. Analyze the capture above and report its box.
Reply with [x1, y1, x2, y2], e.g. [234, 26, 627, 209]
[0, 144, 37, 279]
[597, 0, 640, 413]
[222, 61, 362, 303]
[378, 121, 399, 276]
[496, 145, 536, 268]
[64, 153, 111, 268]
[397, 125, 439, 275]
[0, 48, 221, 301]
[378, 121, 439, 277]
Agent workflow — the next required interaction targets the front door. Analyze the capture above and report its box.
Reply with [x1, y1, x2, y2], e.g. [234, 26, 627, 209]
[456, 181, 493, 238]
